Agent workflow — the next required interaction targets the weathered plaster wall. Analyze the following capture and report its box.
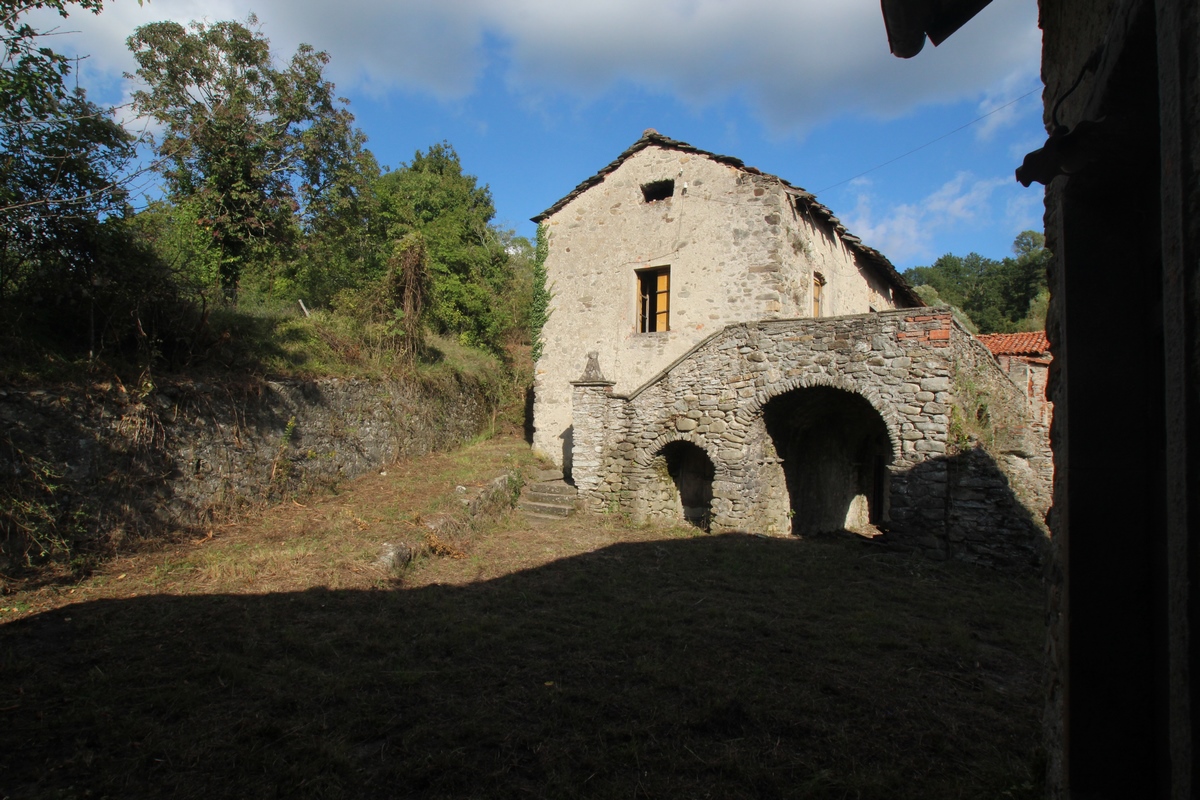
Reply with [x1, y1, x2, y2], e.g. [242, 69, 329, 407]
[570, 308, 1047, 567]
[533, 145, 904, 471]
[0, 376, 492, 569]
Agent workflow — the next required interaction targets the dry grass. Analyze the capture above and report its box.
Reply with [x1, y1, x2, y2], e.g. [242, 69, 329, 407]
[0, 436, 1044, 799]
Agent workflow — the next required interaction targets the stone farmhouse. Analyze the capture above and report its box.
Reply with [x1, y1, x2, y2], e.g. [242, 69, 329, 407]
[530, 131, 1047, 565]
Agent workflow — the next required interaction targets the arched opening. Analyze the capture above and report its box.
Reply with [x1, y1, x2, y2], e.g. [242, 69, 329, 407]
[657, 440, 715, 531]
[762, 387, 893, 536]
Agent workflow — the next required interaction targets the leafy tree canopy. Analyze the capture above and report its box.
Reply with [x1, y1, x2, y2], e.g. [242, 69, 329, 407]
[127, 15, 361, 299]
[902, 231, 1050, 334]
[374, 142, 510, 349]
[1, 1, 136, 330]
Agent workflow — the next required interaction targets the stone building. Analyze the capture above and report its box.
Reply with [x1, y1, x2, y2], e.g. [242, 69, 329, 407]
[532, 132, 1048, 566]
[531, 130, 922, 475]
[883, 0, 1198, 795]
[976, 331, 1054, 508]
[976, 331, 1052, 430]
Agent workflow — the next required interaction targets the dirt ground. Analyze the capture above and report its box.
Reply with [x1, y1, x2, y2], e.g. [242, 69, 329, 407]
[0, 435, 1046, 799]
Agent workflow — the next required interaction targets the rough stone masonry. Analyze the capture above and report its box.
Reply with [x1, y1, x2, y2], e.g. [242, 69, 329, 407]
[570, 306, 1047, 567]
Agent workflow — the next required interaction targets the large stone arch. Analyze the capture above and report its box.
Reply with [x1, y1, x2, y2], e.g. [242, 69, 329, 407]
[735, 372, 904, 463]
[759, 385, 895, 535]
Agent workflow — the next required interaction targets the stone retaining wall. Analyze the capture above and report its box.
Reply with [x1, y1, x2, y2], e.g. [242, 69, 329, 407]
[0, 374, 492, 570]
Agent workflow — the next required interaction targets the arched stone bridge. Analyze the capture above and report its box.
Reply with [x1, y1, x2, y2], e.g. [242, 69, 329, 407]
[570, 307, 1047, 565]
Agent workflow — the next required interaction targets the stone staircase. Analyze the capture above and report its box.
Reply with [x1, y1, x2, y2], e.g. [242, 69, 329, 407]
[519, 469, 578, 519]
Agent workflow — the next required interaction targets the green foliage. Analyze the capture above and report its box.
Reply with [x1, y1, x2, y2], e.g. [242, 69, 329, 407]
[4, 6, 533, 391]
[2, 1, 106, 124]
[131, 199, 222, 300]
[902, 231, 1050, 334]
[1, 0, 139, 347]
[283, 147, 382, 306]
[128, 15, 362, 300]
[374, 142, 510, 351]
[382, 232, 430, 363]
[0, 433, 72, 568]
[911, 285, 978, 334]
[530, 223, 552, 362]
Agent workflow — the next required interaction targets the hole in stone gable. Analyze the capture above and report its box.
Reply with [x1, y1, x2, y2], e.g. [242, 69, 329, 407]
[763, 387, 892, 536]
[641, 179, 675, 203]
[655, 440, 715, 531]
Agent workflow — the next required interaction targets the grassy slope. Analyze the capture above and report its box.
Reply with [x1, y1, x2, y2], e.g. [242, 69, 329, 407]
[0, 436, 1044, 800]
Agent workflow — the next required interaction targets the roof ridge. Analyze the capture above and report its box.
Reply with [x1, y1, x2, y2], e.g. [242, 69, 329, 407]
[530, 131, 921, 306]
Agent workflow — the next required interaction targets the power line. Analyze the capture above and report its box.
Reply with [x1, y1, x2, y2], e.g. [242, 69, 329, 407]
[814, 87, 1042, 194]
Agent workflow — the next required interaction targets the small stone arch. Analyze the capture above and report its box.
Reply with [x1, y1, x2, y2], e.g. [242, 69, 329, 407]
[634, 430, 728, 474]
[628, 432, 720, 530]
[655, 440, 716, 530]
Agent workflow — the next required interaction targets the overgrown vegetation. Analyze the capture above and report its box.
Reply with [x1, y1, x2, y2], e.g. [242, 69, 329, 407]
[0, 435, 1044, 800]
[1, 3, 538, 387]
[904, 231, 1050, 334]
[530, 222, 552, 362]
[1, 1, 543, 580]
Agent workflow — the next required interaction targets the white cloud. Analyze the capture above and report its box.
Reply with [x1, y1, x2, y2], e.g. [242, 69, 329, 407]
[1005, 190, 1043, 236]
[844, 172, 1009, 263]
[30, 0, 1042, 135]
[974, 69, 1043, 142]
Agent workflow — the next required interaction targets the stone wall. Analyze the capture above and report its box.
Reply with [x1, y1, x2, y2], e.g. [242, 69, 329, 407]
[948, 331, 1053, 523]
[0, 374, 492, 570]
[1035, 0, 1200, 794]
[570, 307, 1048, 567]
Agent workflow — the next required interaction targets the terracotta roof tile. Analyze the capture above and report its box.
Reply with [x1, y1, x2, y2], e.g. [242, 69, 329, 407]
[530, 131, 922, 307]
[976, 331, 1050, 356]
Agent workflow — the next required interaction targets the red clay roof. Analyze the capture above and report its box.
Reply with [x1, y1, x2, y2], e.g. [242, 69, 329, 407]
[977, 331, 1050, 356]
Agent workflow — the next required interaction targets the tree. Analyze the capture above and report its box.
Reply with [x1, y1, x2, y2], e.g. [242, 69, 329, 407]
[2, 1, 106, 140]
[127, 16, 360, 300]
[373, 142, 511, 350]
[1, 0, 140, 352]
[902, 231, 1050, 334]
[283, 144, 381, 306]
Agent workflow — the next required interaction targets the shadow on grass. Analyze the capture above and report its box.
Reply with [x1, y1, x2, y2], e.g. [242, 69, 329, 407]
[0, 533, 1043, 800]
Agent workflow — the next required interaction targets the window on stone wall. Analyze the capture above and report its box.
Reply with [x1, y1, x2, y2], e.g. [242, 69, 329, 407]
[638, 267, 670, 332]
[813, 272, 826, 317]
[641, 179, 674, 202]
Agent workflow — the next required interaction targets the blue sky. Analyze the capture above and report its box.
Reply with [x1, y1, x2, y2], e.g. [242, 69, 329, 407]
[47, 0, 1045, 270]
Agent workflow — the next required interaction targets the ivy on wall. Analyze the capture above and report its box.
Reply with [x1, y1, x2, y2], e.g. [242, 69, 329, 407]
[529, 224, 553, 362]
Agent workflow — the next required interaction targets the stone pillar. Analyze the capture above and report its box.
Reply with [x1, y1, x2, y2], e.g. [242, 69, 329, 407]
[570, 352, 615, 510]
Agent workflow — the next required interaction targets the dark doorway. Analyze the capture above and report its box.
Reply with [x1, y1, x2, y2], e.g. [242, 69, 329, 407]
[659, 441, 715, 530]
[763, 387, 892, 535]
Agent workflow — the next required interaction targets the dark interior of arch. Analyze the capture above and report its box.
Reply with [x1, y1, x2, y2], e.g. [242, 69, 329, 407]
[659, 441, 715, 531]
[763, 387, 892, 536]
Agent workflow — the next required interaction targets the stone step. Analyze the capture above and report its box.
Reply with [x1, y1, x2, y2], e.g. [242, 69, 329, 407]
[523, 489, 577, 505]
[518, 499, 574, 518]
[527, 479, 577, 495]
